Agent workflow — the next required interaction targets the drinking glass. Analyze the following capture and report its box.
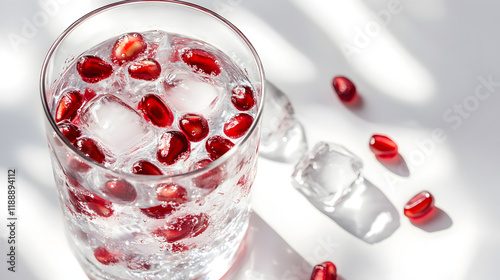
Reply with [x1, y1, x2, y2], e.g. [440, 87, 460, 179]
[40, 1, 264, 279]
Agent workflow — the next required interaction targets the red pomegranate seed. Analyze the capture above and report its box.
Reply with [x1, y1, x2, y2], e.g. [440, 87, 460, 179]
[181, 48, 221, 76]
[179, 113, 209, 142]
[138, 94, 174, 127]
[132, 160, 163, 175]
[369, 134, 398, 159]
[153, 213, 209, 242]
[206, 136, 234, 160]
[231, 85, 255, 111]
[103, 179, 137, 202]
[67, 184, 114, 218]
[111, 33, 147, 65]
[311, 261, 337, 280]
[77, 55, 113, 83]
[192, 159, 221, 190]
[58, 123, 81, 143]
[83, 87, 96, 102]
[93, 246, 121, 265]
[140, 203, 179, 219]
[156, 183, 188, 203]
[223, 113, 254, 139]
[170, 243, 190, 253]
[157, 131, 191, 165]
[74, 137, 106, 164]
[332, 76, 357, 102]
[404, 191, 435, 219]
[128, 58, 161, 81]
[55, 90, 83, 123]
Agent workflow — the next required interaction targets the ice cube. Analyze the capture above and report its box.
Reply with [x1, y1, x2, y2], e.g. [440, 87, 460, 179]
[291, 142, 363, 212]
[259, 82, 307, 163]
[163, 70, 221, 113]
[292, 143, 400, 243]
[81, 95, 152, 155]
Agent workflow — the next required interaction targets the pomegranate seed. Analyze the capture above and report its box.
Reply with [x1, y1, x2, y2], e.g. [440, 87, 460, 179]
[404, 191, 435, 219]
[332, 76, 357, 102]
[223, 113, 254, 139]
[74, 137, 106, 164]
[111, 33, 147, 65]
[58, 123, 81, 143]
[156, 183, 188, 203]
[83, 87, 96, 102]
[138, 94, 174, 127]
[103, 179, 137, 202]
[179, 113, 209, 142]
[181, 48, 221, 76]
[192, 159, 221, 190]
[77, 55, 113, 83]
[128, 58, 161, 81]
[140, 203, 179, 219]
[205, 136, 234, 160]
[93, 246, 120, 265]
[157, 131, 191, 165]
[55, 90, 83, 123]
[132, 160, 163, 175]
[311, 261, 337, 280]
[153, 213, 209, 242]
[231, 85, 255, 111]
[170, 243, 190, 253]
[369, 134, 398, 159]
[126, 255, 151, 271]
[67, 184, 114, 218]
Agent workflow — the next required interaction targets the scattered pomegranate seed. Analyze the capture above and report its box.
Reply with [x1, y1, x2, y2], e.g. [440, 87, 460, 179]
[128, 58, 161, 81]
[55, 90, 83, 123]
[111, 33, 147, 65]
[156, 183, 188, 203]
[138, 94, 174, 127]
[67, 184, 114, 218]
[77, 55, 113, 83]
[404, 191, 435, 219]
[332, 76, 357, 102]
[192, 159, 221, 190]
[231, 85, 255, 111]
[103, 179, 137, 202]
[74, 137, 106, 164]
[132, 160, 163, 175]
[311, 261, 337, 280]
[369, 134, 398, 159]
[205, 136, 234, 160]
[179, 113, 209, 142]
[223, 113, 254, 139]
[140, 203, 179, 219]
[181, 48, 221, 76]
[83, 87, 97, 102]
[58, 123, 81, 143]
[153, 213, 209, 242]
[157, 131, 191, 165]
[93, 246, 121, 265]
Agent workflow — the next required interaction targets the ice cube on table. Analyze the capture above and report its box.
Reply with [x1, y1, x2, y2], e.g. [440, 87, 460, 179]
[259, 81, 307, 163]
[292, 142, 363, 212]
[163, 70, 221, 113]
[81, 95, 152, 155]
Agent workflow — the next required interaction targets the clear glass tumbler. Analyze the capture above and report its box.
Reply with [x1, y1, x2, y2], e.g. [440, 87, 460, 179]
[40, 1, 264, 279]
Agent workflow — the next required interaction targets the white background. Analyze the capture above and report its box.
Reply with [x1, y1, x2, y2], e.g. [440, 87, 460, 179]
[1, 0, 500, 279]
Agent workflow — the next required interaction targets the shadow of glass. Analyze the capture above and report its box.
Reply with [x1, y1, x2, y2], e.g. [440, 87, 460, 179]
[377, 154, 410, 177]
[316, 179, 400, 244]
[221, 212, 312, 280]
[409, 207, 453, 232]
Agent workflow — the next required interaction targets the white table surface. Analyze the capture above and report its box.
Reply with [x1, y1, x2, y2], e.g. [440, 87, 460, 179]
[1, 0, 500, 279]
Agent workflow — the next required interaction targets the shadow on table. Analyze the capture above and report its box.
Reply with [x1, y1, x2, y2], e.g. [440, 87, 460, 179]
[221, 212, 312, 280]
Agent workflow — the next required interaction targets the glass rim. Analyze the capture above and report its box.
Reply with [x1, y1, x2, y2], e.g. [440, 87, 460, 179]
[40, 0, 265, 180]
